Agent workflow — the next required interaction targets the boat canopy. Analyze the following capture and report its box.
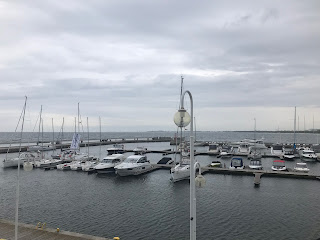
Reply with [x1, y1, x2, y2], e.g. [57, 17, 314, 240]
[231, 157, 243, 167]
[273, 160, 285, 166]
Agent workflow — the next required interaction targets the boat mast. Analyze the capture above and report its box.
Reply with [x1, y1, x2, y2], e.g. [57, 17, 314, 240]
[179, 76, 183, 164]
[52, 118, 54, 154]
[37, 105, 42, 145]
[87, 117, 89, 157]
[294, 107, 296, 148]
[61, 117, 64, 153]
[99, 116, 101, 161]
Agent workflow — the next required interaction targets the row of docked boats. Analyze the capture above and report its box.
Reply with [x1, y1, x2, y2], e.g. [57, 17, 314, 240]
[207, 140, 320, 161]
[210, 157, 310, 173]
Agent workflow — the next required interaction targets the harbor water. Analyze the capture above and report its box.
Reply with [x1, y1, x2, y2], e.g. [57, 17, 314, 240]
[1, 131, 320, 240]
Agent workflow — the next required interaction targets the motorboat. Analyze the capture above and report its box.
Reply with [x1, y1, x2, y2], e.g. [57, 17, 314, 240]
[95, 154, 126, 174]
[207, 143, 220, 155]
[294, 162, 310, 173]
[115, 155, 152, 176]
[271, 160, 286, 171]
[282, 147, 295, 160]
[219, 145, 233, 158]
[248, 159, 263, 170]
[229, 157, 244, 170]
[248, 149, 262, 160]
[271, 144, 284, 157]
[107, 144, 125, 155]
[244, 138, 267, 149]
[300, 149, 317, 161]
[170, 157, 191, 182]
[312, 145, 320, 160]
[210, 161, 222, 167]
[133, 147, 147, 155]
[237, 143, 250, 155]
[157, 157, 174, 165]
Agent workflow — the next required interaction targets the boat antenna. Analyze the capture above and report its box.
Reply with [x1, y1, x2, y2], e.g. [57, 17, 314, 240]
[99, 116, 102, 161]
[294, 106, 296, 149]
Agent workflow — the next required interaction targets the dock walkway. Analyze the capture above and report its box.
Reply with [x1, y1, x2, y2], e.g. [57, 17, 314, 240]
[0, 219, 113, 240]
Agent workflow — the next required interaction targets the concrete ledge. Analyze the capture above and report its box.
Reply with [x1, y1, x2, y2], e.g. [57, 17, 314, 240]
[0, 219, 113, 240]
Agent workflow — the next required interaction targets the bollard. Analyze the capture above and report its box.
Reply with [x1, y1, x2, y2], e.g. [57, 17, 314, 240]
[113, 237, 120, 240]
[57, 228, 60, 232]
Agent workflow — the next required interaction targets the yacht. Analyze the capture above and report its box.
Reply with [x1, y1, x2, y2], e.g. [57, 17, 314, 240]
[115, 155, 152, 176]
[248, 148, 262, 160]
[282, 147, 295, 160]
[70, 161, 84, 171]
[271, 144, 284, 157]
[82, 160, 99, 172]
[294, 162, 310, 173]
[300, 149, 317, 161]
[107, 144, 125, 155]
[248, 159, 263, 170]
[312, 145, 320, 160]
[207, 143, 220, 155]
[271, 160, 286, 171]
[219, 145, 233, 158]
[237, 143, 250, 155]
[95, 154, 126, 174]
[229, 157, 244, 170]
[2, 153, 39, 168]
[133, 147, 147, 155]
[244, 138, 267, 149]
[170, 157, 191, 182]
[210, 160, 222, 167]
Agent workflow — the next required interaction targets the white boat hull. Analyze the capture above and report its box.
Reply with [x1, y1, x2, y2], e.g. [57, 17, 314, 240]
[170, 164, 190, 182]
[116, 165, 153, 176]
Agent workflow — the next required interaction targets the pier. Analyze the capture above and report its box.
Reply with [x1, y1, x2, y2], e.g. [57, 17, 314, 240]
[0, 219, 114, 240]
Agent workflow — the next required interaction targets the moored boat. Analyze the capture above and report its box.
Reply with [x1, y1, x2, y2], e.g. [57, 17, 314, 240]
[294, 162, 310, 173]
[229, 157, 244, 170]
[95, 154, 126, 174]
[271, 160, 286, 171]
[115, 155, 152, 176]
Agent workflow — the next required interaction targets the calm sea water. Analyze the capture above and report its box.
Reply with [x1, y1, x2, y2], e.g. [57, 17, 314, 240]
[1, 132, 320, 240]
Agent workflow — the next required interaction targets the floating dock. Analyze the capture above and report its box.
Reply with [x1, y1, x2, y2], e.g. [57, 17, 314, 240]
[0, 219, 114, 240]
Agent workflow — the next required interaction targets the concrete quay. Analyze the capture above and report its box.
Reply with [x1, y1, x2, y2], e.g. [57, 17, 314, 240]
[0, 219, 114, 240]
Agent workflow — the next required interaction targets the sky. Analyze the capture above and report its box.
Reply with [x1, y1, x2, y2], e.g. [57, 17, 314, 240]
[0, 0, 319, 132]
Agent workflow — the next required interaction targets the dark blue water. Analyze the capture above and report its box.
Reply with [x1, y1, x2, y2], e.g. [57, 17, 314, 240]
[1, 133, 320, 240]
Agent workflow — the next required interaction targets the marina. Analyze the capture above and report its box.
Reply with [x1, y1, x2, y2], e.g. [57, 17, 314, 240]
[1, 132, 320, 239]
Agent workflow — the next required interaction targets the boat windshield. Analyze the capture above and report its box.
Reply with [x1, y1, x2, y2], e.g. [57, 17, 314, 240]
[273, 145, 283, 150]
[250, 160, 261, 166]
[102, 158, 117, 163]
[231, 159, 242, 167]
[209, 145, 217, 150]
[124, 157, 138, 163]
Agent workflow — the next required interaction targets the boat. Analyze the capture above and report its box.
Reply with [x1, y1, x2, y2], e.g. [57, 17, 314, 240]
[219, 145, 233, 158]
[107, 144, 125, 155]
[114, 155, 152, 176]
[207, 143, 220, 155]
[229, 157, 244, 170]
[248, 149, 262, 160]
[271, 160, 286, 171]
[133, 147, 147, 155]
[300, 149, 317, 161]
[282, 147, 295, 160]
[294, 162, 310, 173]
[244, 138, 267, 149]
[312, 145, 320, 160]
[248, 159, 263, 170]
[157, 157, 174, 165]
[82, 160, 99, 172]
[210, 160, 222, 167]
[271, 144, 284, 157]
[237, 143, 250, 155]
[70, 161, 84, 171]
[170, 157, 198, 182]
[95, 154, 126, 174]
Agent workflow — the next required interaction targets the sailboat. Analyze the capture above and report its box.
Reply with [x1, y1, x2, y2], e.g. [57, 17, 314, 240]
[2, 97, 33, 168]
[248, 118, 262, 160]
[170, 77, 199, 182]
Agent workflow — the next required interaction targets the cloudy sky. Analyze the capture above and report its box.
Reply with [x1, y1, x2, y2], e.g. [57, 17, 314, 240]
[0, 0, 319, 132]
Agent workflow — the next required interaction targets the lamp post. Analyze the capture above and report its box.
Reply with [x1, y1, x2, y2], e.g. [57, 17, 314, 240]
[173, 90, 197, 240]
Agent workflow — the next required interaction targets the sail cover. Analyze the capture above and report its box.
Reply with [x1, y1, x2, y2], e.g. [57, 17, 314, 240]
[70, 133, 81, 150]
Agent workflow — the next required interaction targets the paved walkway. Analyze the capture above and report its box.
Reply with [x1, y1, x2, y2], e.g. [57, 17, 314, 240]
[0, 219, 113, 240]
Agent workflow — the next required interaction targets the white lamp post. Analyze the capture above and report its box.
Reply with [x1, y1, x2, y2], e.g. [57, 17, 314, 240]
[173, 90, 199, 240]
